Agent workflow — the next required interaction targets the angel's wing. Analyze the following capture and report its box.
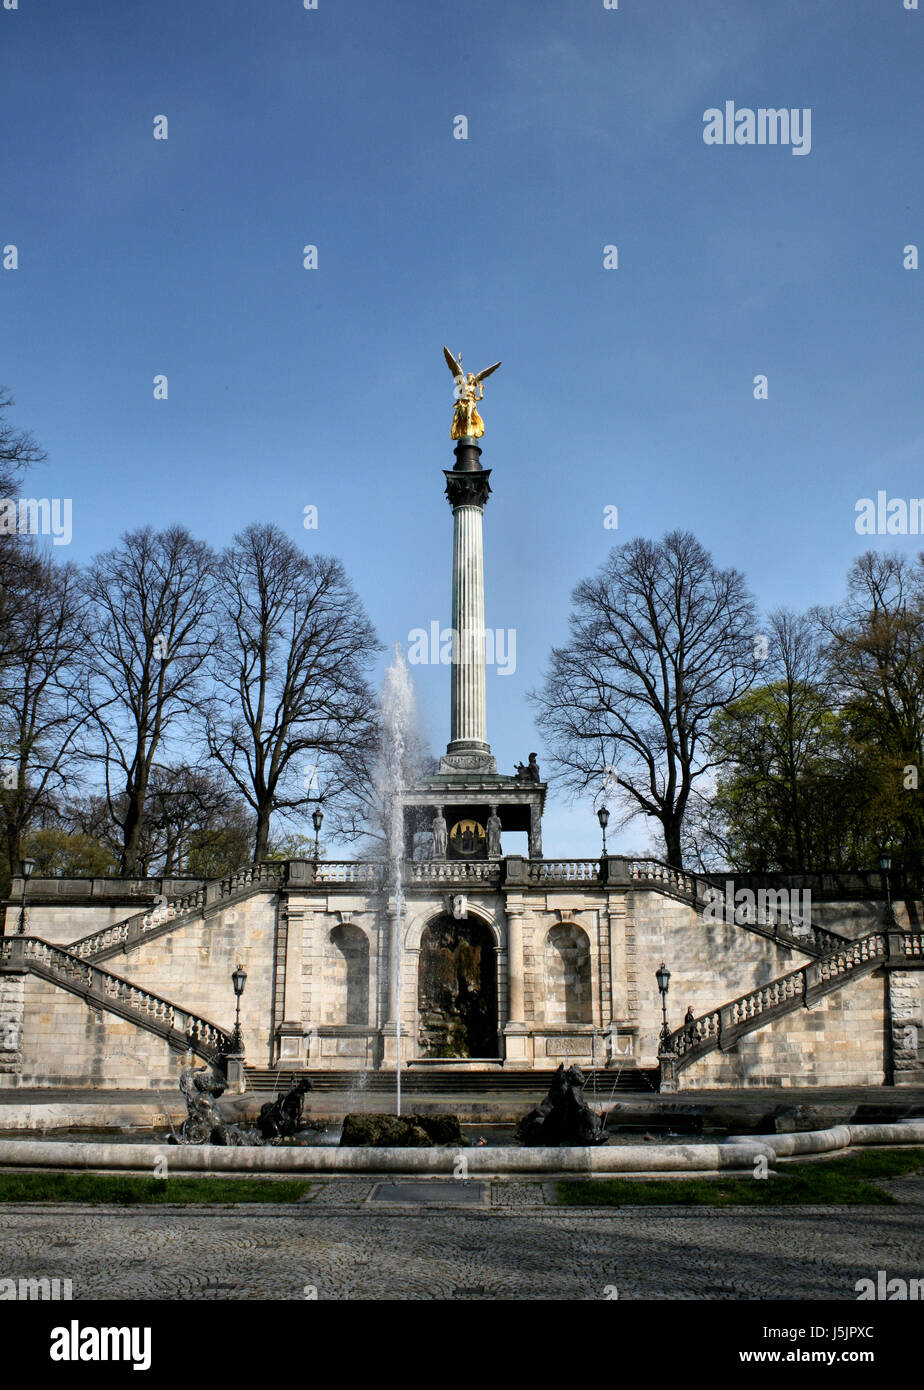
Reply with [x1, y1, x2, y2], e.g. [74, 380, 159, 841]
[443, 346, 463, 380]
[474, 360, 502, 384]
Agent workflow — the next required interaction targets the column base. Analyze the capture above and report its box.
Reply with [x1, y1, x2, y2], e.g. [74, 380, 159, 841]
[503, 1021, 530, 1065]
[223, 1053, 246, 1094]
[657, 1051, 679, 1093]
[380, 1024, 408, 1066]
[440, 745, 497, 774]
[276, 1023, 307, 1066]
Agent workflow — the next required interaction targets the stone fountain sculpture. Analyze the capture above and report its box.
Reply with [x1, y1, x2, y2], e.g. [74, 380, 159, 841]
[169, 1065, 263, 1146]
[515, 1064, 609, 1147]
[257, 1078, 313, 1140]
[169, 1068, 317, 1147]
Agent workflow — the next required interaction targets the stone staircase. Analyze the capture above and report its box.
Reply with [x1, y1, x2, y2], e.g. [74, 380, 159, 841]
[243, 1066, 660, 1096]
[664, 927, 924, 1078]
[0, 935, 234, 1067]
[67, 862, 287, 963]
[62, 855, 848, 968]
[624, 858, 849, 957]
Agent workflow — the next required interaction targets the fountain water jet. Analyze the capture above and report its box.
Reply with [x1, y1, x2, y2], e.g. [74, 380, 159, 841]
[376, 648, 427, 1116]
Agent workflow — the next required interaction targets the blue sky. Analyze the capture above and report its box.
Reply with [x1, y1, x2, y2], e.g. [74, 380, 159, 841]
[1, 0, 921, 857]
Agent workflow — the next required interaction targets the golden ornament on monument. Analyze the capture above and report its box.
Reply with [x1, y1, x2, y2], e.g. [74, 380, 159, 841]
[443, 346, 502, 439]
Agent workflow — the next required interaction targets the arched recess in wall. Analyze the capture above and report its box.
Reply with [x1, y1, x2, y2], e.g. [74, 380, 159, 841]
[544, 924, 592, 1026]
[324, 924, 370, 1026]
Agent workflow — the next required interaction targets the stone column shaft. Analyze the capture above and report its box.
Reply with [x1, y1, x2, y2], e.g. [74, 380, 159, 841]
[450, 503, 487, 750]
[506, 906, 525, 1025]
[443, 444, 492, 765]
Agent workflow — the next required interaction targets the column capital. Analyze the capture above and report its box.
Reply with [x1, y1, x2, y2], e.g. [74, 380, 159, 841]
[444, 469, 491, 510]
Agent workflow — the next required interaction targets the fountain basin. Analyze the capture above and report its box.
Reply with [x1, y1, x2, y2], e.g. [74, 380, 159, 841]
[0, 1121, 920, 1176]
[0, 1136, 769, 1174]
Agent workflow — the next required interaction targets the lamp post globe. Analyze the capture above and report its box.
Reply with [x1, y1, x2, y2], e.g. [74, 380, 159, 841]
[17, 857, 35, 935]
[879, 849, 895, 926]
[597, 804, 610, 857]
[231, 963, 247, 1053]
[656, 961, 672, 1049]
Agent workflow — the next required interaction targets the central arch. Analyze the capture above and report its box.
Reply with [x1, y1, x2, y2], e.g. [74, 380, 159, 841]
[417, 914, 498, 1058]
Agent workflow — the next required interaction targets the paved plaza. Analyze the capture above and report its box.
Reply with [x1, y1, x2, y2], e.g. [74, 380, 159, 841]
[1, 1176, 922, 1300]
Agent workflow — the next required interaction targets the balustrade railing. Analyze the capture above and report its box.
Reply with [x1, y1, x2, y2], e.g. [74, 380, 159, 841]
[1, 936, 233, 1062]
[664, 929, 913, 1070]
[527, 859, 601, 883]
[628, 859, 700, 898]
[69, 861, 287, 960]
[407, 860, 500, 883]
[313, 861, 379, 885]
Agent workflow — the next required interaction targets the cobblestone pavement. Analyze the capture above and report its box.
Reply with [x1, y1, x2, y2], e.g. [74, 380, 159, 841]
[1, 1189, 921, 1300]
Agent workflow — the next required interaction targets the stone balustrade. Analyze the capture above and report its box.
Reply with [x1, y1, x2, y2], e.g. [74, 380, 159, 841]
[664, 929, 917, 1074]
[0, 936, 233, 1065]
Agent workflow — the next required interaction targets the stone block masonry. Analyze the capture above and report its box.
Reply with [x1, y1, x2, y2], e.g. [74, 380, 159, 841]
[3, 864, 921, 1090]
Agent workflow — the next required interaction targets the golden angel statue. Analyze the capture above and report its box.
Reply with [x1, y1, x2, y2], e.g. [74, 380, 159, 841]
[443, 347, 502, 439]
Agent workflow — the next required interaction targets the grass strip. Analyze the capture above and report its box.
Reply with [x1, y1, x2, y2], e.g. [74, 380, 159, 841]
[556, 1147, 924, 1207]
[0, 1171, 313, 1205]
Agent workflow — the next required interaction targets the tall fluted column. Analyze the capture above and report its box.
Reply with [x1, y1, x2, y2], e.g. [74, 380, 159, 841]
[443, 438, 494, 766]
[450, 502, 487, 749]
[503, 897, 530, 1062]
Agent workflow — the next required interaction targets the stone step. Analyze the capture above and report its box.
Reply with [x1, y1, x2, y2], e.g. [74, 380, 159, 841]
[243, 1067, 660, 1095]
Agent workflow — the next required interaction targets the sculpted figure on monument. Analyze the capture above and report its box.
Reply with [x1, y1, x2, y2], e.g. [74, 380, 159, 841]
[171, 1065, 263, 1146]
[431, 810, 448, 858]
[258, 1078, 313, 1140]
[515, 752, 541, 783]
[486, 807, 502, 857]
[443, 346, 501, 439]
[516, 1064, 608, 1147]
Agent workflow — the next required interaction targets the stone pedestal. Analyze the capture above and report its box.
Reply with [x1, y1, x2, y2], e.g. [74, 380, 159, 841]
[380, 1022, 401, 1066]
[276, 1022, 306, 1065]
[658, 1050, 679, 1093]
[0, 972, 25, 1076]
[888, 969, 923, 1085]
[503, 1020, 530, 1064]
[605, 1022, 638, 1068]
[224, 1053, 246, 1094]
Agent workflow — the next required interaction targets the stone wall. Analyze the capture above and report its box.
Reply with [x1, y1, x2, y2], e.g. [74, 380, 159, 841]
[621, 889, 809, 1069]
[682, 973, 888, 1089]
[889, 969, 924, 1085]
[0, 973, 24, 1075]
[5, 904, 148, 946]
[97, 895, 277, 1066]
[2, 870, 919, 1088]
[16, 973, 185, 1090]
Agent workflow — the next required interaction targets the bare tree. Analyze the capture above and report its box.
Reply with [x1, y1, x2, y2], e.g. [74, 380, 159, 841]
[205, 524, 381, 861]
[0, 555, 88, 877]
[0, 387, 48, 675]
[531, 530, 758, 867]
[81, 526, 216, 875]
[143, 763, 251, 877]
[816, 550, 924, 863]
[702, 609, 834, 871]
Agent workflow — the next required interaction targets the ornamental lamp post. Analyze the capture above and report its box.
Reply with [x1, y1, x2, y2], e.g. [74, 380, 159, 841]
[312, 805, 324, 862]
[656, 960, 672, 1050]
[597, 804, 610, 857]
[231, 962, 247, 1053]
[879, 848, 896, 927]
[17, 856, 35, 936]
